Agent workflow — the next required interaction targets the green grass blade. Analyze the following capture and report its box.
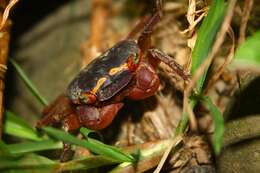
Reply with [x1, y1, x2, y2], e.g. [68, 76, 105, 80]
[79, 127, 103, 141]
[0, 141, 24, 158]
[0, 140, 12, 156]
[0, 140, 173, 172]
[9, 59, 48, 106]
[80, 127, 96, 137]
[191, 0, 227, 92]
[108, 139, 175, 173]
[175, 102, 196, 135]
[202, 96, 224, 154]
[80, 127, 124, 151]
[0, 153, 57, 171]
[231, 30, 260, 70]
[0, 153, 119, 172]
[3, 111, 43, 141]
[43, 127, 135, 162]
[81, 129, 135, 162]
[6, 140, 62, 154]
[61, 155, 119, 171]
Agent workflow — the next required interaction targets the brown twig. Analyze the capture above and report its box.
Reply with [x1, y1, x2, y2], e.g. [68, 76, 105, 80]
[0, 0, 19, 138]
[81, 0, 111, 67]
[238, 0, 254, 45]
[183, 1, 208, 78]
[153, 135, 183, 173]
[0, 0, 18, 30]
[204, 28, 235, 94]
[180, 0, 208, 35]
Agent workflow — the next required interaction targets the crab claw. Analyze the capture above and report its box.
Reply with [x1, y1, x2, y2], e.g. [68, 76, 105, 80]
[76, 103, 123, 130]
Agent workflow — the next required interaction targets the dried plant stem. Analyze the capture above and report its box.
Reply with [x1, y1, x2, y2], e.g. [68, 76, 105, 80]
[0, 0, 18, 31]
[81, 0, 111, 67]
[0, 0, 19, 138]
[153, 135, 183, 173]
[0, 22, 10, 139]
[238, 0, 254, 45]
[181, 0, 208, 35]
[204, 28, 235, 93]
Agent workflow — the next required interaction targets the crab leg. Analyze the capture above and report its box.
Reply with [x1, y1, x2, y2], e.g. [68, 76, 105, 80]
[125, 15, 152, 40]
[137, 13, 161, 52]
[36, 95, 75, 128]
[126, 0, 163, 41]
[129, 0, 162, 52]
[60, 142, 75, 162]
[148, 48, 190, 81]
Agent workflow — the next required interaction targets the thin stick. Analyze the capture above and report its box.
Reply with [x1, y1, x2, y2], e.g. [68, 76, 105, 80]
[153, 135, 183, 173]
[204, 28, 235, 93]
[0, 0, 19, 31]
[0, 0, 19, 138]
[181, 0, 208, 34]
[238, 0, 254, 45]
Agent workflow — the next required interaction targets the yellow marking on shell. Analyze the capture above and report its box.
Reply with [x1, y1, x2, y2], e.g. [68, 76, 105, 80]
[91, 77, 107, 94]
[109, 63, 128, 76]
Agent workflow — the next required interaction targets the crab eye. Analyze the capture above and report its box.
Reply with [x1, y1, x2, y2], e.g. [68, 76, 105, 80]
[79, 94, 89, 104]
[133, 53, 139, 64]
[79, 93, 96, 104]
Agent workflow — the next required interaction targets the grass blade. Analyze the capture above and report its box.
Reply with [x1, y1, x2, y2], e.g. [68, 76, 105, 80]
[231, 30, 260, 70]
[191, 0, 227, 92]
[43, 127, 135, 162]
[0, 153, 57, 171]
[80, 127, 124, 150]
[202, 96, 224, 154]
[3, 111, 43, 141]
[6, 140, 62, 154]
[0, 140, 13, 156]
[0, 141, 24, 158]
[61, 155, 119, 171]
[1, 136, 174, 172]
[9, 59, 48, 106]
[0, 153, 119, 172]
[108, 139, 174, 173]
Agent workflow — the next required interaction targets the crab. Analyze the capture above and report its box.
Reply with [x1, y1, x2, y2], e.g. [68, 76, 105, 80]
[37, 0, 189, 132]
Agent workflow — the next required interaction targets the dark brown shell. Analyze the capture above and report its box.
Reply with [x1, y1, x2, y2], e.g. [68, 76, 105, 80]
[67, 40, 139, 103]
